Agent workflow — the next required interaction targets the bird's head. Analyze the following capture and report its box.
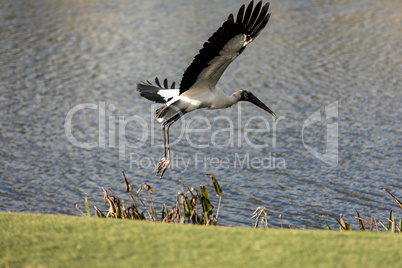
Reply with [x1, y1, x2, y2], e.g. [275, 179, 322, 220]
[238, 90, 277, 119]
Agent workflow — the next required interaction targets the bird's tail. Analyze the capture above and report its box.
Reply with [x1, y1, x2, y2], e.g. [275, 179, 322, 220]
[156, 106, 168, 119]
[155, 104, 183, 123]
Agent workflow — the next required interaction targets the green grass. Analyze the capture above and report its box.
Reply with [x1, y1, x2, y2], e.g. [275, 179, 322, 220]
[0, 212, 401, 267]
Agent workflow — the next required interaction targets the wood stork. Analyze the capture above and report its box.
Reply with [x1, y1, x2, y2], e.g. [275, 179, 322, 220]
[137, 1, 276, 178]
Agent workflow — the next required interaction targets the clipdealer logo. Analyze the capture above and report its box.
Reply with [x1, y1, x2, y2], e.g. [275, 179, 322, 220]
[64, 100, 339, 170]
[64, 102, 286, 170]
[302, 101, 338, 167]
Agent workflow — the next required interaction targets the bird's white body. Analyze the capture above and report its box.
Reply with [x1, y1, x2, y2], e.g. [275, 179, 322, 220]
[157, 86, 240, 122]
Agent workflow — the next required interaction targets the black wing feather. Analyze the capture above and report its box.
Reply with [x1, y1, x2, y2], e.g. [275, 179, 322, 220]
[155, 77, 161, 88]
[243, 1, 254, 29]
[236, 4, 245, 26]
[179, 1, 271, 94]
[247, 1, 262, 32]
[137, 77, 177, 103]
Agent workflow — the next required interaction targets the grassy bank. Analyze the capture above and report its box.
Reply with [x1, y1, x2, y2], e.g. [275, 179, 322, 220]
[1, 212, 401, 267]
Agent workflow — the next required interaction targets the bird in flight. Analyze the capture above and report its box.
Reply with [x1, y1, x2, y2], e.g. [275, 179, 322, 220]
[137, 1, 276, 178]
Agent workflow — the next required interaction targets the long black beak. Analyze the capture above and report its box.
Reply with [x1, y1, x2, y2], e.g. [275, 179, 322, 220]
[248, 94, 277, 119]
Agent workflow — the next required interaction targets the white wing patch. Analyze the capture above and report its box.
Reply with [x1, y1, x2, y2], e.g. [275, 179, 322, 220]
[157, 89, 180, 102]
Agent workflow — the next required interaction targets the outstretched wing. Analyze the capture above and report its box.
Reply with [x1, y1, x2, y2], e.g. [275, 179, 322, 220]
[179, 1, 271, 94]
[137, 77, 179, 103]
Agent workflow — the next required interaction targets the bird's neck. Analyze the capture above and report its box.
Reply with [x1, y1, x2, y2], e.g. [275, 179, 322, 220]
[227, 93, 241, 107]
[214, 91, 241, 109]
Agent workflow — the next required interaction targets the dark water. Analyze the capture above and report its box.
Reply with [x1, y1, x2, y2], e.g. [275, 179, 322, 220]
[1, 0, 401, 229]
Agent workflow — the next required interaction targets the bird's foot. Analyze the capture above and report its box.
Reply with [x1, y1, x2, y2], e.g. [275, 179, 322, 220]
[156, 157, 170, 179]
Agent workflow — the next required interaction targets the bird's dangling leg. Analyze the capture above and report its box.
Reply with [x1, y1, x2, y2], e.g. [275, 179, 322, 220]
[156, 122, 169, 177]
[156, 113, 183, 178]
